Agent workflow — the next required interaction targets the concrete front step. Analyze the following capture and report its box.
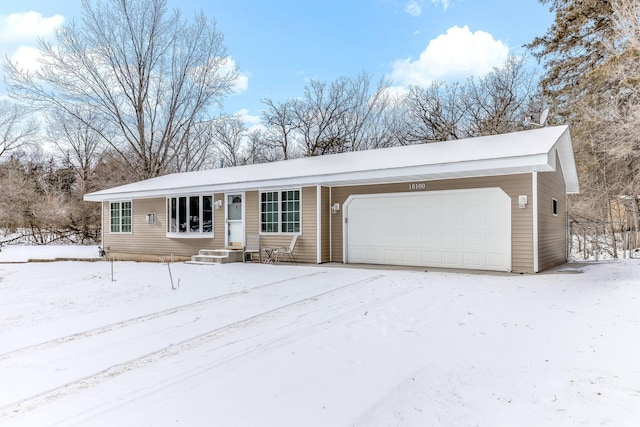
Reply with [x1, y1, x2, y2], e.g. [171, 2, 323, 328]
[189, 249, 244, 264]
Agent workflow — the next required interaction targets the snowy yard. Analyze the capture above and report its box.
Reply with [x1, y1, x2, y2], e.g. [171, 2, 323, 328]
[1, 246, 639, 426]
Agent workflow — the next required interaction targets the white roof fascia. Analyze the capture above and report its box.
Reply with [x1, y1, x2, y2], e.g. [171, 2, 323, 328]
[552, 128, 580, 194]
[84, 126, 578, 202]
[84, 153, 554, 202]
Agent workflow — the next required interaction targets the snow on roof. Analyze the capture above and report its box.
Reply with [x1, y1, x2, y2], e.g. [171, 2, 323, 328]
[84, 125, 579, 201]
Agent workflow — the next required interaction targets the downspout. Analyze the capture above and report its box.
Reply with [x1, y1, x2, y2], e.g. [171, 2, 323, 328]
[329, 186, 333, 262]
[316, 185, 321, 264]
[101, 201, 105, 248]
[532, 171, 539, 273]
[566, 195, 571, 261]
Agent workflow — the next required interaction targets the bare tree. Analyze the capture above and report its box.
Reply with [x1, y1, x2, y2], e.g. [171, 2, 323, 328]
[611, 0, 640, 50]
[207, 116, 246, 167]
[465, 55, 543, 136]
[402, 81, 470, 143]
[0, 100, 39, 158]
[567, 0, 640, 228]
[261, 98, 297, 160]
[338, 73, 397, 151]
[4, 0, 238, 180]
[294, 78, 353, 156]
[45, 107, 106, 193]
[173, 120, 216, 172]
[400, 55, 544, 143]
[243, 129, 275, 165]
[262, 73, 395, 157]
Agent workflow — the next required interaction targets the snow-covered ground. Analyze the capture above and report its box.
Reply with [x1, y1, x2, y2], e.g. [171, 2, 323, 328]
[1, 245, 639, 426]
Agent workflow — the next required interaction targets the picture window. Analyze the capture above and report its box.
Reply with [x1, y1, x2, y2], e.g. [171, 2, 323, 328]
[167, 195, 213, 235]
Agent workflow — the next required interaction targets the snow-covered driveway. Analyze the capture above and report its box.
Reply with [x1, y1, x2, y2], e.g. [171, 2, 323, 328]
[1, 250, 639, 426]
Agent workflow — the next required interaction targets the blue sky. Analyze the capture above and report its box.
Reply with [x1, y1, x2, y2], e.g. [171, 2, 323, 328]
[0, 0, 553, 126]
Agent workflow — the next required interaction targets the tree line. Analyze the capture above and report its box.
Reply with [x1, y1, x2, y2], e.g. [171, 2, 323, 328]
[1, 0, 639, 249]
[528, 0, 640, 247]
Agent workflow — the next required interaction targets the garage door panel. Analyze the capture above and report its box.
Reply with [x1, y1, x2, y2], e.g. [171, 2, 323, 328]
[384, 230, 402, 246]
[421, 232, 441, 247]
[402, 250, 418, 263]
[464, 232, 484, 247]
[442, 231, 463, 248]
[421, 250, 440, 264]
[441, 251, 461, 265]
[403, 210, 423, 224]
[485, 232, 506, 248]
[384, 248, 401, 262]
[403, 232, 421, 246]
[345, 188, 511, 271]
[464, 214, 482, 228]
[357, 247, 382, 263]
[486, 252, 506, 267]
[463, 252, 483, 266]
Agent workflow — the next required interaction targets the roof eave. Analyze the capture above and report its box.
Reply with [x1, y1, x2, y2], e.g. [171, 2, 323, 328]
[83, 154, 554, 202]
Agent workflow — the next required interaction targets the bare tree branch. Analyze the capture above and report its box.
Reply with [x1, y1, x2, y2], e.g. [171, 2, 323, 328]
[4, 0, 237, 180]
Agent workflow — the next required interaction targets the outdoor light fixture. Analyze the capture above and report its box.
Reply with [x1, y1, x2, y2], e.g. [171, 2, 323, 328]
[518, 195, 528, 209]
[331, 203, 340, 214]
[214, 200, 223, 209]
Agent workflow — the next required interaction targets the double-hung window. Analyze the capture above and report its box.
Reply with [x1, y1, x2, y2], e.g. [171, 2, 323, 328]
[167, 195, 213, 236]
[110, 201, 132, 233]
[260, 189, 300, 233]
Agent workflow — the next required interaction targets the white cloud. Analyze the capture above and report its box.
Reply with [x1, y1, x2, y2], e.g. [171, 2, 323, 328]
[233, 73, 249, 93]
[217, 57, 249, 94]
[390, 25, 509, 87]
[405, 1, 423, 17]
[406, 0, 452, 16]
[235, 108, 264, 132]
[0, 11, 63, 44]
[431, 0, 452, 11]
[10, 45, 44, 72]
[0, 12, 64, 76]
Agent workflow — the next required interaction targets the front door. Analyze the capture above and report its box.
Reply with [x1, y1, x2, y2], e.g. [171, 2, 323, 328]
[226, 194, 244, 248]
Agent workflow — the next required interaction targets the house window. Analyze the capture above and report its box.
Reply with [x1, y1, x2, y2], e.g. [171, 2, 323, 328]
[167, 195, 213, 235]
[110, 201, 132, 233]
[260, 189, 301, 233]
[552, 198, 558, 216]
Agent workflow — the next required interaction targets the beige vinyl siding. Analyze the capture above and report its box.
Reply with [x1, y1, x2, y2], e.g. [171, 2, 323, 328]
[247, 187, 318, 264]
[329, 174, 535, 273]
[537, 154, 568, 271]
[298, 186, 317, 263]
[102, 197, 224, 257]
[245, 191, 259, 236]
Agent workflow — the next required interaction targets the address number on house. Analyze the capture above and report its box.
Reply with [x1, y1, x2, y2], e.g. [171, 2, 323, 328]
[408, 183, 426, 190]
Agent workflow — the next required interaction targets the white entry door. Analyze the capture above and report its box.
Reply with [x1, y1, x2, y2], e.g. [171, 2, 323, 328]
[226, 194, 244, 248]
[344, 188, 511, 271]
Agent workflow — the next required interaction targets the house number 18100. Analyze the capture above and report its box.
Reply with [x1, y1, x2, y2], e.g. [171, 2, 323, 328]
[408, 183, 426, 190]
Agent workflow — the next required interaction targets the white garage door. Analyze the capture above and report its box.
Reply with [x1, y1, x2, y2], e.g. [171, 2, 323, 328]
[344, 188, 511, 271]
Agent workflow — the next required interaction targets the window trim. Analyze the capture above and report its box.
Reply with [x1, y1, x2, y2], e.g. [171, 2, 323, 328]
[552, 198, 558, 216]
[109, 200, 133, 234]
[259, 188, 302, 235]
[166, 194, 214, 238]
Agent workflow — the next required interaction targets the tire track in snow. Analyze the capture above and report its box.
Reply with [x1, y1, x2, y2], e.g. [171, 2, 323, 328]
[0, 270, 326, 362]
[61, 275, 418, 426]
[0, 273, 385, 420]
